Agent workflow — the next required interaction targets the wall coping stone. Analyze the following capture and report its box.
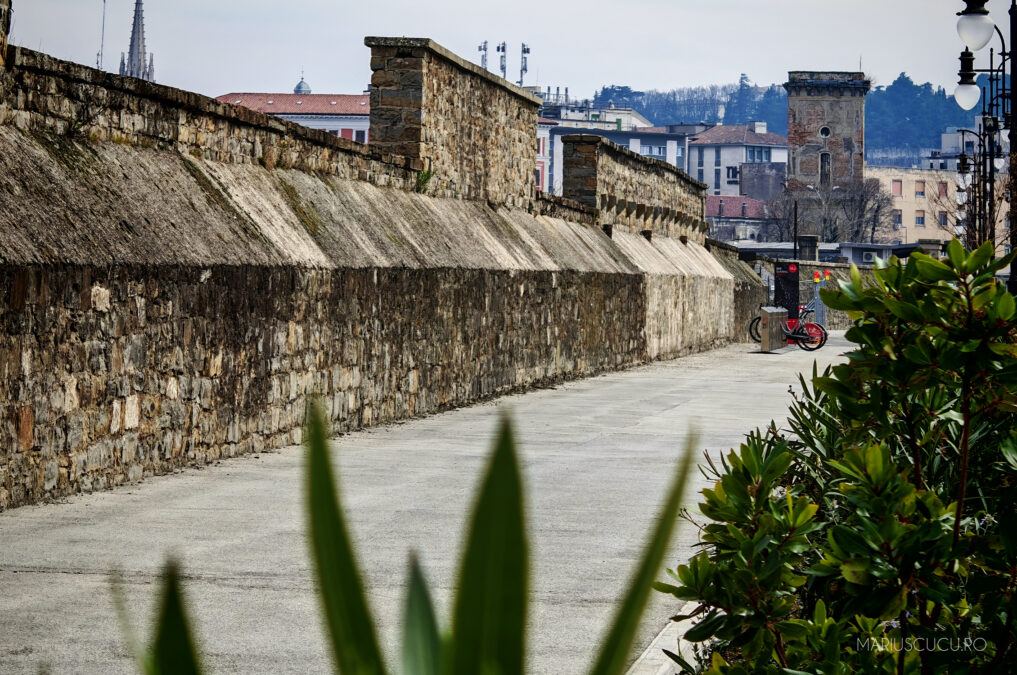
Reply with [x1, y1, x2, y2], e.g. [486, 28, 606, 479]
[6, 46, 420, 173]
[364, 37, 541, 106]
[561, 134, 707, 192]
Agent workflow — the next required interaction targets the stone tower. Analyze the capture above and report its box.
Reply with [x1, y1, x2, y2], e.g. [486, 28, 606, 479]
[0, 0, 11, 68]
[119, 0, 154, 82]
[784, 72, 870, 188]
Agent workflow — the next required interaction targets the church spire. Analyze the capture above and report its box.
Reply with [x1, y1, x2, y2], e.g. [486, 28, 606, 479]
[119, 0, 154, 82]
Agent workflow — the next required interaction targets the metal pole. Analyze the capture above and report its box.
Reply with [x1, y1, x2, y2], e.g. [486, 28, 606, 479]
[1009, 0, 1017, 292]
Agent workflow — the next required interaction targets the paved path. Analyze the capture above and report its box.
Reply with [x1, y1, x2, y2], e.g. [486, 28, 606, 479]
[0, 337, 849, 674]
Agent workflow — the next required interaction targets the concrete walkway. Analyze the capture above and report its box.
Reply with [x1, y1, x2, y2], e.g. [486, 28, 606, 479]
[0, 336, 849, 674]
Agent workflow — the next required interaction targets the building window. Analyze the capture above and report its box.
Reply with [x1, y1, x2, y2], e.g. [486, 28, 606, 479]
[938, 181, 948, 197]
[697, 148, 704, 167]
[714, 168, 721, 190]
[820, 126, 831, 138]
[746, 147, 772, 163]
[892, 210, 903, 227]
[697, 169, 704, 182]
[820, 152, 831, 187]
[915, 210, 925, 226]
[355, 130, 366, 143]
[892, 179, 902, 196]
[714, 147, 721, 165]
[915, 180, 925, 197]
[938, 211, 948, 226]
[535, 169, 542, 190]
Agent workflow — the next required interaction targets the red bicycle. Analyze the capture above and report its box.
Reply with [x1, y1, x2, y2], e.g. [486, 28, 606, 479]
[748, 301, 828, 351]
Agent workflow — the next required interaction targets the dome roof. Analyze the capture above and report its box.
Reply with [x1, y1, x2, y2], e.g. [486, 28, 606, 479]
[293, 78, 311, 95]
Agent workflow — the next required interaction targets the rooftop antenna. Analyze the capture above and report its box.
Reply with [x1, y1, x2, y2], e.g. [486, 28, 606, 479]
[97, 0, 107, 69]
[518, 43, 529, 87]
[478, 40, 488, 70]
[496, 41, 506, 80]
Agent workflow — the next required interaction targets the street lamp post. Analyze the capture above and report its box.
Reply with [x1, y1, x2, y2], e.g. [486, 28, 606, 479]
[954, 0, 1017, 292]
[957, 124, 1000, 249]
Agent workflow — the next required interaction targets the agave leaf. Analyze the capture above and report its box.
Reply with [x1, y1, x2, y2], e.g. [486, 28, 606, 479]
[306, 401, 386, 675]
[588, 434, 696, 675]
[449, 416, 528, 675]
[402, 554, 441, 675]
[150, 560, 202, 675]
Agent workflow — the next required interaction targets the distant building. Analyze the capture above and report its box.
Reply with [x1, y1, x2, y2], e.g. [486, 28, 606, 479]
[217, 78, 371, 143]
[688, 122, 788, 196]
[739, 162, 788, 202]
[0, 0, 10, 68]
[705, 195, 770, 241]
[547, 125, 694, 196]
[537, 118, 557, 192]
[924, 119, 1009, 173]
[867, 166, 959, 246]
[785, 71, 870, 188]
[119, 0, 155, 82]
[538, 88, 653, 131]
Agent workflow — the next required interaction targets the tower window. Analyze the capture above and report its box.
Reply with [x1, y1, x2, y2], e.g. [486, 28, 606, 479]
[820, 152, 831, 187]
[820, 126, 831, 138]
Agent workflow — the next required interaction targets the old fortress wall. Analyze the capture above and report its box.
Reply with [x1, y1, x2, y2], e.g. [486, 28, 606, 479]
[0, 38, 734, 510]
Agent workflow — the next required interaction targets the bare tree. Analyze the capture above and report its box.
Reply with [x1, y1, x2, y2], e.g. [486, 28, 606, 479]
[924, 172, 1011, 252]
[759, 190, 796, 242]
[838, 179, 895, 243]
[786, 181, 895, 243]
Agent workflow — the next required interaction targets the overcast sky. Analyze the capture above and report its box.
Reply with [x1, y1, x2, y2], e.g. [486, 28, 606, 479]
[8, 0, 1006, 100]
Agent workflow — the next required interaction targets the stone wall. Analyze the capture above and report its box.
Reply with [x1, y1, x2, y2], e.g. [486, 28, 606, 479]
[0, 264, 647, 507]
[366, 37, 539, 207]
[0, 0, 10, 69]
[706, 239, 769, 342]
[0, 41, 734, 510]
[561, 134, 708, 242]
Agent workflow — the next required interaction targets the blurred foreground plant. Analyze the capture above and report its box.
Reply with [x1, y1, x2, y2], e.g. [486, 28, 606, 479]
[126, 409, 695, 674]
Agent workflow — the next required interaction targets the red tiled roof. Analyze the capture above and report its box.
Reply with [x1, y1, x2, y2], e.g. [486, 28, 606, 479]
[706, 195, 768, 219]
[690, 124, 786, 146]
[216, 93, 370, 115]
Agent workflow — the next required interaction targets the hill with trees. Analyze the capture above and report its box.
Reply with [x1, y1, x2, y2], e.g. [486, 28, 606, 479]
[592, 72, 981, 164]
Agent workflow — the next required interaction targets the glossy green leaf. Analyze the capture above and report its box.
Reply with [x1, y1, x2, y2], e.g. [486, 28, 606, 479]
[913, 255, 957, 282]
[967, 240, 993, 273]
[402, 555, 441, 675]
[449, 416, 528, 675]
[306, 402, 386, 675]
[997, 292, 1016, 321]
[589, 434, 696, 675]
[946, 238, 966, 271]
[685, 611, 728, 644]
[150, 561, 202, 675]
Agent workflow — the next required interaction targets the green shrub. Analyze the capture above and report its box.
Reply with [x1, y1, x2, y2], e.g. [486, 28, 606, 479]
[124, 410, 696, 674]
[660, 241, 1017, 674]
